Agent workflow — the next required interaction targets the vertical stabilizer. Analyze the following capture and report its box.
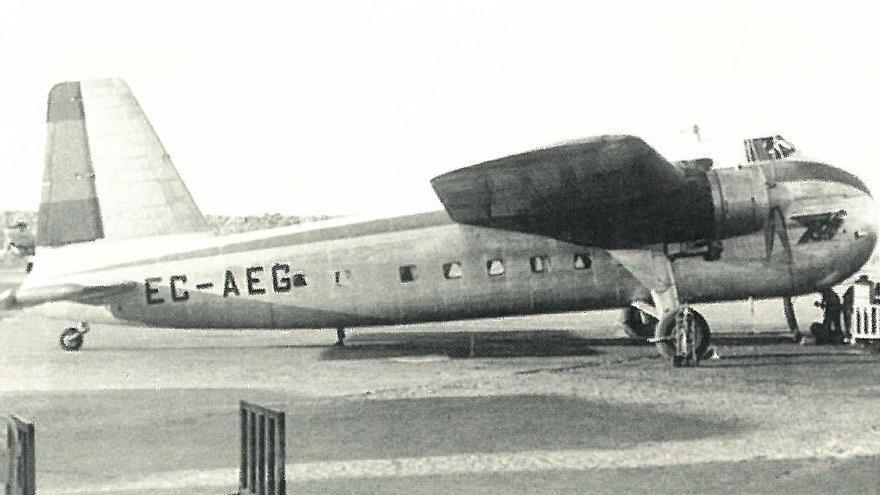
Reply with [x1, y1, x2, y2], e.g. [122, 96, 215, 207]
[38, 78, 210, 248]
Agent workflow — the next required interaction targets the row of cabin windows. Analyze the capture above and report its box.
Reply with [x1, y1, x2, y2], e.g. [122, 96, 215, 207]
[270, 253, 592, 288]
[403, 253, 591, 283]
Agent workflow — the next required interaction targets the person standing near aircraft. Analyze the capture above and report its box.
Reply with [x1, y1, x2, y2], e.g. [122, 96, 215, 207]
[816, 288, 843, 343]
[843, 285, 855, 338]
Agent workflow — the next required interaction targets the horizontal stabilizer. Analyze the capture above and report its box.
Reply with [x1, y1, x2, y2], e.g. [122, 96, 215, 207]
[4, 281, 137, 308]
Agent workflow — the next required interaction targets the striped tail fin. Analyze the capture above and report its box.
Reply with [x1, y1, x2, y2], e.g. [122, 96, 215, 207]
[38, 78, 210, 248]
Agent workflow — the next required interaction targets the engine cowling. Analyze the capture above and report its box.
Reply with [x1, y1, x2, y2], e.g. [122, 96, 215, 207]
[705, 166, 770, 240]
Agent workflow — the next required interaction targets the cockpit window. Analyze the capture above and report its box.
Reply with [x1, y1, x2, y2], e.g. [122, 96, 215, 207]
[744, 135, 797, 162]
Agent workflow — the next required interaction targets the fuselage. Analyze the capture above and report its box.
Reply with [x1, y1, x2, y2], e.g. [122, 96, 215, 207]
[17, 159, 878, 329]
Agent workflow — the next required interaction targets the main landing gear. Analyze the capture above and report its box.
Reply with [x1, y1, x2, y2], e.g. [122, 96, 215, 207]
[59, 321, 89, 352]
[335, 327, 346, 347]
[621, 306, 657, 339]
[618, 250, 712, 367]
[652, 307, 711, 367]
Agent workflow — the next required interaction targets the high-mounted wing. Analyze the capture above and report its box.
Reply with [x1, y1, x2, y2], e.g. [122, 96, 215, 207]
[431, 135, 765, 248]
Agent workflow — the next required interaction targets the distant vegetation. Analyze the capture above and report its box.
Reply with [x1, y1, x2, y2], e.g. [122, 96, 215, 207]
[206, 213, 333, 235]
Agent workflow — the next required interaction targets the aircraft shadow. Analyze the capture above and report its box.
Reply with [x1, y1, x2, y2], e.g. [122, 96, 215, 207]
[708, 347, 875, 367]
[319, 330, 609, 360]
[82, 344, 335, 353]
[319, 330, 808, 361]
[709, 358, 876, 368]
[711, 334, 797, 346]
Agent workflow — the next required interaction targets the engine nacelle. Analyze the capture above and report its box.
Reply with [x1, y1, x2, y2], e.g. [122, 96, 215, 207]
[640, 165, 770, 248]
[706, 166, 769, 240]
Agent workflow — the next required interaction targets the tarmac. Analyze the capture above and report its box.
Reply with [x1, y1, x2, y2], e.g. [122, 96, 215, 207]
[1, 282, 879, 494]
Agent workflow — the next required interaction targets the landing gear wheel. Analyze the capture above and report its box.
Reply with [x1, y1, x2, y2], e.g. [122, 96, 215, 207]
[654, 308, 711, 360]
[621, 306, 657, 339]
[59, 327, 84, 352]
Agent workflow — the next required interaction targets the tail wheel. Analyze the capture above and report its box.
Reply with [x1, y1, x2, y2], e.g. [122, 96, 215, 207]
[59, 327, 84, 352]
[621, 306, 657, 339]
[654, 308, 711, 359]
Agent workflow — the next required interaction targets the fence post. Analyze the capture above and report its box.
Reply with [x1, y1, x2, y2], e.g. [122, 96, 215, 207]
[239, 401, 285, 495]
[5, 415, 36, 495]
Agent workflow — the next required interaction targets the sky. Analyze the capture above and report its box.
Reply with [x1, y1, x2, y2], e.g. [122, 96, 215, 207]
[0, 0, 878, 217]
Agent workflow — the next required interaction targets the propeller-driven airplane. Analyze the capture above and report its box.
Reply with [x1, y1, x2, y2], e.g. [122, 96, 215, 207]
[0, 79, 876, 363]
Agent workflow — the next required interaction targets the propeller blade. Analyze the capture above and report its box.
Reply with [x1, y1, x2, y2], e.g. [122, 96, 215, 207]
[765, 160, 776, 187]
[765, 206, 794, 263]
[765, 208, 776, 259]
[775, 208, 793, 262]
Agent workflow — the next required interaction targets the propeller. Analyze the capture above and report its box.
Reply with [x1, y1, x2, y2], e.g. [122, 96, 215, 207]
[763, 161, 794, 262]
[743, 138, 799, 337]
[763, 162, 799, 338]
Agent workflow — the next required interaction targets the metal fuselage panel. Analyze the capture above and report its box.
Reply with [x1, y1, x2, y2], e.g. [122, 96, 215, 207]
[20, 163, 878, 330]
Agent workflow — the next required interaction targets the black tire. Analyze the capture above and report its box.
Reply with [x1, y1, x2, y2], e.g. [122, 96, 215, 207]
[59, 327, 84, 352]
[621, 306, 657, 339]
[654, 308, 711, 359]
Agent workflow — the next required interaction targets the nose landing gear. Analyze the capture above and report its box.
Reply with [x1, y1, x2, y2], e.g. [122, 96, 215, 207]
[59, 321, 89, 352]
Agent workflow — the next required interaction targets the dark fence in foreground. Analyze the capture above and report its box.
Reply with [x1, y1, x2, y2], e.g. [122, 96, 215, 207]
[5, 415, 35, 495]
[240, 401, 286, 495]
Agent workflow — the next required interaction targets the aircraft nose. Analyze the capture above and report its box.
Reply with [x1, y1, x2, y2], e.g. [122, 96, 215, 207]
[851, 193, 878, 270]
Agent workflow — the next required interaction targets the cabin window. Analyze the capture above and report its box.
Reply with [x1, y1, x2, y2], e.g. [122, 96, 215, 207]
[530, 255, 550, 273]
[443, 262, 463, 280]
[333, 270, 352, 286]
[399, 265, 417, 283]
[293, 272, 308, 287]
[574, 253, 591, 270]
[486, 258, 505, 277]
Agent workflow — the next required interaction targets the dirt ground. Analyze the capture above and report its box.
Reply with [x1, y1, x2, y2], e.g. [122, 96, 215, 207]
[1, 291, 879, 494]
